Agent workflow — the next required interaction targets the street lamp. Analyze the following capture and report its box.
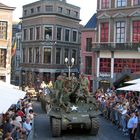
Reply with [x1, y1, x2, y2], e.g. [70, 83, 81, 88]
[65, 57, 75, 79]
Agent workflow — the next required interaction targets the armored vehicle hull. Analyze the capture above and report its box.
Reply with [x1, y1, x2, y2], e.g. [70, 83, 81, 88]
[48, 96, 100, 137]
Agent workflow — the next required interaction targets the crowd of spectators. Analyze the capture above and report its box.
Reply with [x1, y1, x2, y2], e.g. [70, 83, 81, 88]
[0, 95, 35, 140]
[95, 87, 140, 140]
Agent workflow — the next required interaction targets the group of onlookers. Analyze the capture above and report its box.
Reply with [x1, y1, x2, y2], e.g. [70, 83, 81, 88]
[0, 95, 35, 140]
[95, 88, 140, 140]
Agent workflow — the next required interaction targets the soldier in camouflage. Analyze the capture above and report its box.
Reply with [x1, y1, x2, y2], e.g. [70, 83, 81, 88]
[79, 73, 90, 96]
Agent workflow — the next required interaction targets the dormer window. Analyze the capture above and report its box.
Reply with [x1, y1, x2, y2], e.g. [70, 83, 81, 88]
[116, 0, 127, 7]
[101, 0, 110, 9]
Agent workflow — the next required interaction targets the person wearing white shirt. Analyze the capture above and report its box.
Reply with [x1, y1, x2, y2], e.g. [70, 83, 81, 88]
[127, 112, 138, 140]
[23, 117, 32, 136]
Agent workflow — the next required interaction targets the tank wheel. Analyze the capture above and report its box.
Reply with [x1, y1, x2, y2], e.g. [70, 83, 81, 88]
[90, 118, 99, 135]
[51, 117, 61, 137]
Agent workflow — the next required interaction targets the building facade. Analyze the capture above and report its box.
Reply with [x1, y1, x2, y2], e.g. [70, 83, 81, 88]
[0, 3, 15, 83]
[20, 0, 81, 86]
[94, 0, 140, 89]
[81, 14, 96, 92]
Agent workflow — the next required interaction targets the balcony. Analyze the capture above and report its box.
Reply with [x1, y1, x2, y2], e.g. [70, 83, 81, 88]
[93, 42, 140, 52]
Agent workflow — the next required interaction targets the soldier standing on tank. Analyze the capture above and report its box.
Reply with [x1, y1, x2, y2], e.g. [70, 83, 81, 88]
[70, 73, 78, 91]
[54, 75, 64, 104]
[79, 73, 90, 96]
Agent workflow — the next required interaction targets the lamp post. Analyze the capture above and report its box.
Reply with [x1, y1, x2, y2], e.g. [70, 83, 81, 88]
[65, 57, 75, 79]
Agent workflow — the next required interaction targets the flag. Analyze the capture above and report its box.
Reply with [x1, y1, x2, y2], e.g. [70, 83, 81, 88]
[11, 39, 16, 57]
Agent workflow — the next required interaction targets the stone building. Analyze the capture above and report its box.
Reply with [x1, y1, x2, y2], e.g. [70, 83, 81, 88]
[94, 0, 140, 89]
[0, 3, 15, 83]
[20, 0, 81, 86]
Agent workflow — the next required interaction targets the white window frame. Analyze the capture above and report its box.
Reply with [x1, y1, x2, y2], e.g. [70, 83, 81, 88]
[116, 0, 127, 8]
[114, 21, 126, 43]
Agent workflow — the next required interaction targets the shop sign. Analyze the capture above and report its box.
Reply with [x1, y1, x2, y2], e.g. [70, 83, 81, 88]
[99, 73, 110, 78]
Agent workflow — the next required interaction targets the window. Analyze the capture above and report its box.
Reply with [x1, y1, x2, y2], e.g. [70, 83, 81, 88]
[23, 29, 28, 40]
[29, 48, 33, 63]
[24, 10, 27, 16]
[0, 21, 7, 40]
[101, 0, 110, 9]
[85, 56, 92, 75]
[37, 6, 40, 12]
[44, 26, 52, 40]
[72, 49, 76, 64]
[36, 27, 40, 40]
[66, 9, 70, 15]
[100, 22, 109, 42]
[72, 30, 77, 42]
[16, 56, 20, 67]
[35, 47, 39, 63]
[86, 38, 92, 52]
[56, 48, 61, 64]
[16, 38, 21, 50]
[133, 0, 140, 5]
[116, 21, 125, 43]
[116, 0, 127, 7]
[65, 29, 70, 42]
[29, 28, 33, 40]
[64, 49, 69, 63]
[44, 48, 51, 64]
[114, 59, 140, 73]
[57, 27, 62, 41]
[100, 58, 111, 72]
[46, 5, 53, 12]
[74, 11, 78, 17]
[58, 7, 63, 13]
[132, 20, 140, 42]
[31, 8, 34, 14]
[23, 48, 26, 63]
[0, 49, 6, 68]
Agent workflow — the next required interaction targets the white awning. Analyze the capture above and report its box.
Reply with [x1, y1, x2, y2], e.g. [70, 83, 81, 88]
[0, 81, 26, 114]
[125, 78, 140, 84]
[117, 83, 140, 92]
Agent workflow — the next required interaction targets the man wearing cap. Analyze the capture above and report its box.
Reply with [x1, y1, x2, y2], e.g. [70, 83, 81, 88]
[127, 111, 138, 140]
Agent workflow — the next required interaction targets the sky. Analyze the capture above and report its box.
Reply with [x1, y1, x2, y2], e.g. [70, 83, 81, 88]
[0, 0, 97, 25]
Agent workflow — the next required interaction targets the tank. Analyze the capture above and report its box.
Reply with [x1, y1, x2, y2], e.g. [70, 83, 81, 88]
[45, 79, 101, 137]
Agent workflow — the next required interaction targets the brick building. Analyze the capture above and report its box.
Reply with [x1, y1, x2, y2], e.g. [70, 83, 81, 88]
[81, 14, 96, 92]
[0, 3, 15, 83]
[94, 0, 140, 89]
[20, 0, 81, 86]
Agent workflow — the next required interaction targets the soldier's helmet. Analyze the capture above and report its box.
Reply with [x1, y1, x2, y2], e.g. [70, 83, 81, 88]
[71, 73, 75, 76]
[62, 72, 67, 77]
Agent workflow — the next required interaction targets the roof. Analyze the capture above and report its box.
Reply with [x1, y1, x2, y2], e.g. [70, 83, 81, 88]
[84, 13, 97, 29]
[0, 3, 15, 10]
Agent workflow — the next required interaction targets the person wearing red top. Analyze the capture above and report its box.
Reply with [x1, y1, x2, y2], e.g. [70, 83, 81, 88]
[17, 109, 25, 118]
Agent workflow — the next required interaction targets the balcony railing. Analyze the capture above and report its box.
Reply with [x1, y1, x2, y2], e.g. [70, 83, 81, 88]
[93, 42, 140, 51]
